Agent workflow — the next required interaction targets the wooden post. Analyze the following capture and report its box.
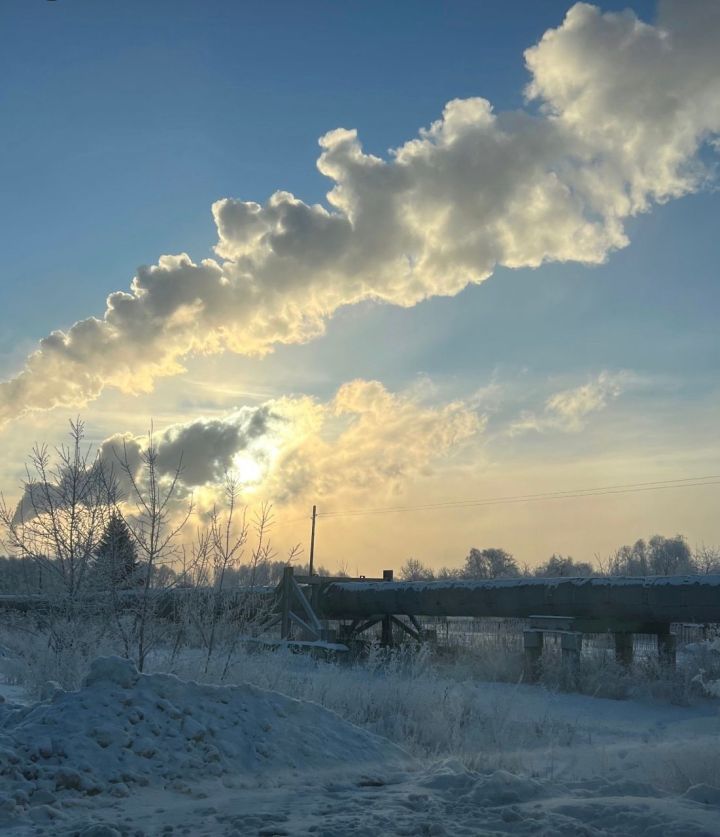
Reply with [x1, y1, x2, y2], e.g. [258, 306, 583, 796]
[523, 629, 543, 682]
[614, 632, 634, 667]
[280, 566, 294, 640]
[308, 505, 317, 577]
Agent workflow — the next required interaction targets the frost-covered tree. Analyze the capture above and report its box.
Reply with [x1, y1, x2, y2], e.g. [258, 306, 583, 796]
[646, 534, 693, 575]
[694, 544, 720, 574]
[0, 419, 113, 600]
[97, 426, 194, 671]
[533, 554, 594, 577]
[463, 548, 519, 579]
[607, 534, 694, 576]
[399, 558, 435, 581]
[435, 565, 462, 580]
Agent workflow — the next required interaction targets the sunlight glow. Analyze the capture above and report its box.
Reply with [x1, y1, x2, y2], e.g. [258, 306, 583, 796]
[232, 453, 265, 486]
[231, 437, 281, 489]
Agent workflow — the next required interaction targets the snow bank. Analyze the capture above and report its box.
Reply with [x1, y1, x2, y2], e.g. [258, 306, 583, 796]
[328, 574, 720, 593]
[2, 656, 719, 835]
[0, 656, 407, 826]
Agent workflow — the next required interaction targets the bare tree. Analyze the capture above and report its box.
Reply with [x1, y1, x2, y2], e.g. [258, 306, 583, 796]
[0, 419, 113, 603]
[694, 543, 720, 574]
[220, 503, 300, 680]
[399, 558, 435, 581]
[462, 547, 520, 579]
[0, 420, 120, 684]
[605, 534, 694, 576]
[533, 554, 595, 577]
[166, 528, 212, 667]
[435, 565, 462, 580]
[106, 427, 193, 671]
[203, 476, 249, 673]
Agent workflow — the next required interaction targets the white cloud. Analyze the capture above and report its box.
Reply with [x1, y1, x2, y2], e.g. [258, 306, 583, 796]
[265, 380, 483, 503]
[509, 370, 631, 434]
[1, 1, 718, 424]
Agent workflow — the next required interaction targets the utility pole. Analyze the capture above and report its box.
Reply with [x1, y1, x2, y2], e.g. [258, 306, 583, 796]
[308, 504, 317, 576]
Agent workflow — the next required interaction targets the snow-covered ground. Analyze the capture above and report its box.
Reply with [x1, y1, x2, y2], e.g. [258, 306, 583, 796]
[1, 650, 720, 835]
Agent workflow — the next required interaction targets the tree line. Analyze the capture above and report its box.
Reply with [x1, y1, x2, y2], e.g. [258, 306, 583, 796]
[399, 535, 720, 581]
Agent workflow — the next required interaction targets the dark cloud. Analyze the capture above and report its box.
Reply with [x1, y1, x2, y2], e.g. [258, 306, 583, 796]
[96, 406, 281, 488]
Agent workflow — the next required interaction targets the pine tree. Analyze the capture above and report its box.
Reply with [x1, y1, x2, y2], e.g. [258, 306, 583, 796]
[95, 514, 138, 588]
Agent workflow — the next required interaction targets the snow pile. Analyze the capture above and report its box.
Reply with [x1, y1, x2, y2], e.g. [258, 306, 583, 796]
[2, 656, 720, 835]
[0, 656, 407, 823]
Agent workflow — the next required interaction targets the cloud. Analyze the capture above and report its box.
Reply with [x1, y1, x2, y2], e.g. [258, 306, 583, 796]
[1, 1, 718, 424]
[265, 380, 483, 503]
[509, 370, 630, 434]
[97, 405, 284, 491]
[95, 381, 482, 509]
[11, 406, 287, 521]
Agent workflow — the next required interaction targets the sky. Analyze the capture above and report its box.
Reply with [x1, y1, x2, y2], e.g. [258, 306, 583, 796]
[1, 0, 719, 574]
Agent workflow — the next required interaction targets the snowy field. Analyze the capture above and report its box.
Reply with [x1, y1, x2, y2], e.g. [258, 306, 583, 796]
[1, 641, 720, 836]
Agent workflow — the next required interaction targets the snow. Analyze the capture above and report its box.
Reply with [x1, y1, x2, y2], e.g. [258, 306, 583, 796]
[329, 574, 720, 593]
[1, 654, 720, 835]
[0, 657, 404, 811]
[242, 637, 350, 652]
[0, 683, 26, 706]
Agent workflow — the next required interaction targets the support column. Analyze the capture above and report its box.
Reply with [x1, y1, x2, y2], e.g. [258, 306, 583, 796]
[280, 566, 293, 640]
[381, 569, 393, 647]
[523, 629, 543, 682]
[381, 616, 393, 646]
[614, 632, 634, 667]
[561, 631, 583, 666]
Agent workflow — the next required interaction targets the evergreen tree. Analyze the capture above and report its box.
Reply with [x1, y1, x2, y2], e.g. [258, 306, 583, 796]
[95, 514, 138, 588]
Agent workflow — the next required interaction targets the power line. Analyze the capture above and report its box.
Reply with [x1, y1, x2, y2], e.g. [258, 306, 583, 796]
[322, 480, 720, 518]
[264, 515, 310, 530]
[316, 475, 720, 520]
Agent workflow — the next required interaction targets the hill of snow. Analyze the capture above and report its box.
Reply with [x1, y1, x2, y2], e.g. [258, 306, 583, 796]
[0, 656, 407, 831]
[1, 656, 720, 835]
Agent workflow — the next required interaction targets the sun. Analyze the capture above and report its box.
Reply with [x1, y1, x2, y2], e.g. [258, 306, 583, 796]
[230, 437, 282, 488]
[230, 452, 265, 486]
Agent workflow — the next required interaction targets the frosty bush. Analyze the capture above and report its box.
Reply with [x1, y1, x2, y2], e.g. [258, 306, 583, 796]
[0, 614, 119, 696]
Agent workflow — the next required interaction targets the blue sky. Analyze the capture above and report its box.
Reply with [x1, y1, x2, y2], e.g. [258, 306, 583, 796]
[2, 0, 658, 346]
[0, 0, 718, 570]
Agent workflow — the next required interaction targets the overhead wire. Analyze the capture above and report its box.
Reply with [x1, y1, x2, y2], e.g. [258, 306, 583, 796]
[315, 474, 720, 521]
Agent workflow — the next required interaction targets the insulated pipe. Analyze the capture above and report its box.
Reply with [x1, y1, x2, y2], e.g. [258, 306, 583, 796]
[317, 576, 720, 624]
[0, 586, 276, 617]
